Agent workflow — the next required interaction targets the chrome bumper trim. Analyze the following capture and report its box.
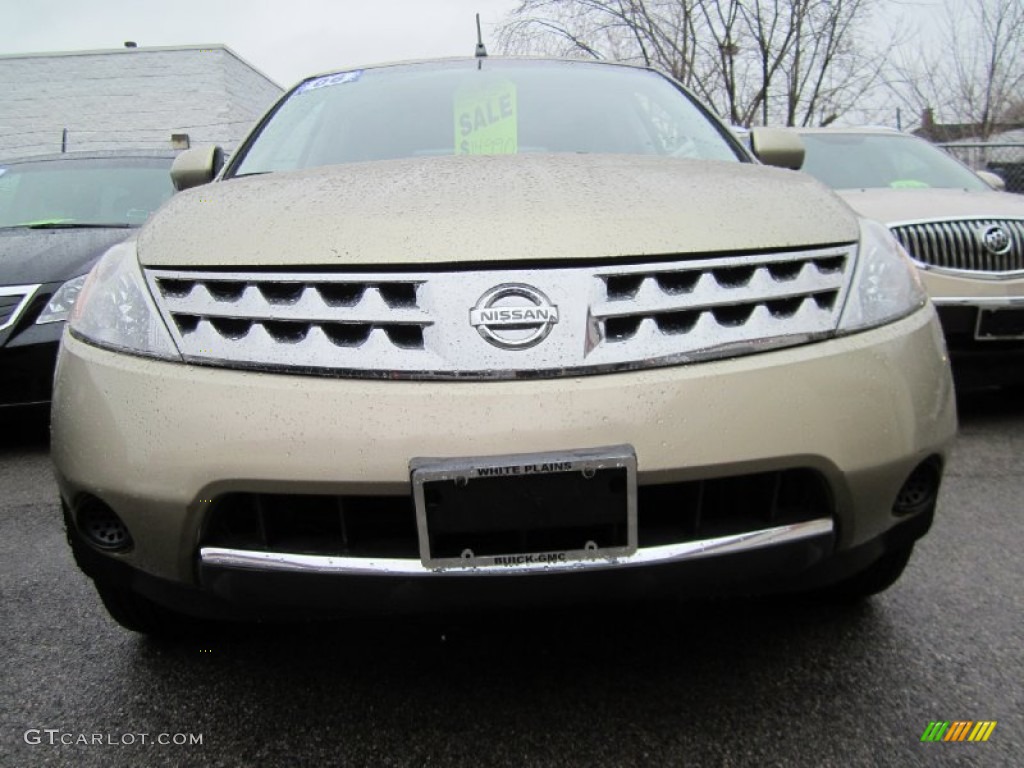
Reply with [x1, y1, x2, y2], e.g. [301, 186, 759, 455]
[932, 296, 1024, 308]
[200, 518, 834, 577]
[913, 263, 1024, 281]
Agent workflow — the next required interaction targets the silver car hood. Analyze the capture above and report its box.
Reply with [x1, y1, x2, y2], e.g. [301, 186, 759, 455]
[837, 187, 1024, 225]
[138, 154, 858, 267]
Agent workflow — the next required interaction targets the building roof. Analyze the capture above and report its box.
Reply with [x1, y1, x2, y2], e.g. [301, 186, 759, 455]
[0, 43, 279, 89]
[0, 44, 283, 159]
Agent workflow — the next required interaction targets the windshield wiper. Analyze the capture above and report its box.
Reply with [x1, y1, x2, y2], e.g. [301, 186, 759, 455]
[5, 221, 136, 230]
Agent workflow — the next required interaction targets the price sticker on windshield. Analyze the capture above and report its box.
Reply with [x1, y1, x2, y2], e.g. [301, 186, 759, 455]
[454, 80, 517, 155]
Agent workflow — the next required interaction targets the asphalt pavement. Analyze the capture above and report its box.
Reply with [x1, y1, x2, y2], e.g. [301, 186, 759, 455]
[1, 393, 1021, 767]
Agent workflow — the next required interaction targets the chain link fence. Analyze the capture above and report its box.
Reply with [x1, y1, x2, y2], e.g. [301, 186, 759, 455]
[939, 142, 1024, 194]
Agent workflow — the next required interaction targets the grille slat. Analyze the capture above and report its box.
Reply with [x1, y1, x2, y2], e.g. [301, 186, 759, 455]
[158, 279, 430, 326]
[153, 273, 433, 363]
[891, 218, 1024, 274]
[0, 285, 39, 332]
[592, 262, 844, 320]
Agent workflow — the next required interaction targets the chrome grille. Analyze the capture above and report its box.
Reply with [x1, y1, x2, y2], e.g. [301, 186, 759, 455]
[146, 244, 854, 380]
[151, 275, 430, 347]
[0, 285, 40, 332]
[891, 218, 1024, 274]
[592, 253, 847, 344]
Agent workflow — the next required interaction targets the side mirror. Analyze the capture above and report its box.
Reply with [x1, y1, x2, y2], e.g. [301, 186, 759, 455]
[749, 127, 805, 171]
[170, 146, 224, 191]
[976, 170, 1006, 191]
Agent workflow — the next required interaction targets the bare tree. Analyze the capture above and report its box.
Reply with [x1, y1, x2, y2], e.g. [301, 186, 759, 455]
[890, 0, 1024, 139]
[498, 2, 703, 85]
[778, 0, 892, 127]
[498, 0, 890, 127]
[738, 0, 798, 126]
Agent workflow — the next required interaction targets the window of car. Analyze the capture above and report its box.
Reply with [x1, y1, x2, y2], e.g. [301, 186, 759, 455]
[798, 132, 991, 191]
[230, 59, 747, 176]
[0, 156, 175, 229]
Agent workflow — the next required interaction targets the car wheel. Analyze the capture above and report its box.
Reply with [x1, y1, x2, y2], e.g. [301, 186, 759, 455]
[820, 543, 914, 601]
[93, 582, 211, 639]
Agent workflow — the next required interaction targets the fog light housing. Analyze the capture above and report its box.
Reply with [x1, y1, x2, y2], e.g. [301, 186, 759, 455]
[77, 498, 133, 552]
[893, 458, 942, 516]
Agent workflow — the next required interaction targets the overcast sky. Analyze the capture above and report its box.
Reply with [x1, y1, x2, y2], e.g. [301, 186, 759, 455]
[1, 0, 945, 113]
[0, 0, 522, 88]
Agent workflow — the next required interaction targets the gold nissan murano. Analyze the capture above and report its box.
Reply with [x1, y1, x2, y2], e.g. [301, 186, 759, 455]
[51, 58, 956, 636]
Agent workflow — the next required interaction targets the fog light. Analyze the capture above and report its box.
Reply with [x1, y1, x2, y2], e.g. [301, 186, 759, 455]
[77, 498, 133, 551]
[893, 459, 941, 516]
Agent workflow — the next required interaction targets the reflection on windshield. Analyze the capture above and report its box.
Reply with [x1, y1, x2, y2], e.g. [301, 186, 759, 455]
[0, 160, 174, 229]
[799, 134, 989, 191]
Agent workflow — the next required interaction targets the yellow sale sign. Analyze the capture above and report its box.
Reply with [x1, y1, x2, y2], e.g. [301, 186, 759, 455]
[454, 81, 517, 155]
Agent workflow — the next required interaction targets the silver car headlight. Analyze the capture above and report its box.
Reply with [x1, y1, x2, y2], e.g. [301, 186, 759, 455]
[838, 218, 928, 334]
[69, 242, 180, 360]
[36, 274, 88, 324]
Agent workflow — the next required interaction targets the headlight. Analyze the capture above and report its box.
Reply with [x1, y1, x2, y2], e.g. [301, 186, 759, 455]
[36, 274, 88, 324]
[69, 243, 180, 360]
[838, 218, 928, 333]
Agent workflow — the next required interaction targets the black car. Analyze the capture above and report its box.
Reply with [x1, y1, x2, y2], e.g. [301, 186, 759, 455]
[0, 150, 176, 407]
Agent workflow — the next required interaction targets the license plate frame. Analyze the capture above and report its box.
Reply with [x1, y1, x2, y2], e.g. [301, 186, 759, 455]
[975, 308, 1024, 340]
[411, 445, 637, 570]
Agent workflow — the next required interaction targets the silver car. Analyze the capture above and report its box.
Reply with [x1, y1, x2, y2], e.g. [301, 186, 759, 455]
[51, 59, 955, 636]
[795, 127, 1024, 388]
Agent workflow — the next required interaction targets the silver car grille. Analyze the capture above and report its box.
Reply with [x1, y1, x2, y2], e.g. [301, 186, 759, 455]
[0, 285, 40, 332]
[890, 218, 1024, 275]
[146, 245, 855, 380]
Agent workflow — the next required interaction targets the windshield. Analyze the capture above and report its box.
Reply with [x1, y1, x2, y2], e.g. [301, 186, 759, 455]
[799, 133, 990, 191]
[0, 156, 175, 229]
[231, 59, 745, 176]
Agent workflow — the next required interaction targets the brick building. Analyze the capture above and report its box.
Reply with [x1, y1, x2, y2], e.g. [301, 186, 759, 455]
[0, 44, 282, 159]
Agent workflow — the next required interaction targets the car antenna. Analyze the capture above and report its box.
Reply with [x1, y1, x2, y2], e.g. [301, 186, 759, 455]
[475, 13, 488, 58]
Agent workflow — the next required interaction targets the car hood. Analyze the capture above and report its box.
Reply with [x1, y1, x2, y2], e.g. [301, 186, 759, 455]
[0, 227, 134, 285]
[137, 154, 858, 268]
[836, 187, 1024, 225]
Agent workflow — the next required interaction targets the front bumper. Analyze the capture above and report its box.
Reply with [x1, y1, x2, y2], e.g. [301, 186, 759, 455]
[0, 325, 62, 409]
[0, 289, 63, 407]
[64, 509, 932, 620]
[922, 270, 1024, 386]
[52, 306, 956, 611]
[0, 339, 58, 407]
